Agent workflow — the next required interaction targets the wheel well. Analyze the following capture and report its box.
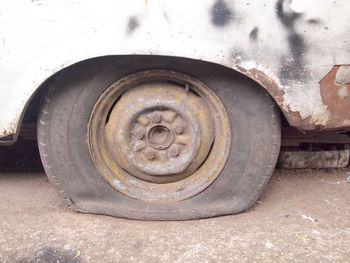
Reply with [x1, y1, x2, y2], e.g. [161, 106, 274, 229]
[14, 55, 350, 170]
[21, 55, 283, 140]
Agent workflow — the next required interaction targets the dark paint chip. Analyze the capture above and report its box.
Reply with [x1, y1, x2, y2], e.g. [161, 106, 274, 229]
[275, 0, 308, 84]
[249, 27, 259, 40]
[211, 0, 234, 27]
[127, 16, 139, 34]
[276, 0, 300, 28]
[307, 18, 320, 24]
[288, 33, 305, 57]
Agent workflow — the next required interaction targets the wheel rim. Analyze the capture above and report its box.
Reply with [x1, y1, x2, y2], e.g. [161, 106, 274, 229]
[89, 70, 231, 201]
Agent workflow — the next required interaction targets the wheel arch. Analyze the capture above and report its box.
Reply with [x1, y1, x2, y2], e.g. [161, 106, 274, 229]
[2, 55, 287, 144]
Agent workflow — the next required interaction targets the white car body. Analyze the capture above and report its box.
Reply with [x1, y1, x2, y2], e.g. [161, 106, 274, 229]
[1, 0, 350, 142]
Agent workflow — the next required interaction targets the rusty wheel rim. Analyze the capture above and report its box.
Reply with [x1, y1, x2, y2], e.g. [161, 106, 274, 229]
[89, 70, 231, 201]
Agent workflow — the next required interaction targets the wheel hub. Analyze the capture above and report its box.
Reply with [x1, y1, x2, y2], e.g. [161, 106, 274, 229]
[126, 106, 201, 177]
[105, 82, 210, 182]
[88, 70, 231, 201]
[147, 124, 173, 150]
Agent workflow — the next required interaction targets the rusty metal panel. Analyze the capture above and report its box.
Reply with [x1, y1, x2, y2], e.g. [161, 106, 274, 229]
[320, 65, 350, 128]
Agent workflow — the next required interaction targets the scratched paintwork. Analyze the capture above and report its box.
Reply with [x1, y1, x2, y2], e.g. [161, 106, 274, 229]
[0, 0, 350, 141]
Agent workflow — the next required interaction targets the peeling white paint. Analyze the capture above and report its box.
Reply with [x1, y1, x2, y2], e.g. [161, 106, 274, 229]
[335, 65, 350, 85]
[337, 86, 348, 98]
[283, 83, 330, 125]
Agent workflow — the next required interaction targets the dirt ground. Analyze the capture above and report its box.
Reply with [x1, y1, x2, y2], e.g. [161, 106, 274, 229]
[0, 139, 350, 262]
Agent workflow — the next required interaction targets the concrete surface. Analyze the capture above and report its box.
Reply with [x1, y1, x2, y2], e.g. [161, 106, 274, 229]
[0, 140, 350, 262]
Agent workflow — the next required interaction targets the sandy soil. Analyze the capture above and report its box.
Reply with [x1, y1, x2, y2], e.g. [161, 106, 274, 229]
[0, 140, 350, 262]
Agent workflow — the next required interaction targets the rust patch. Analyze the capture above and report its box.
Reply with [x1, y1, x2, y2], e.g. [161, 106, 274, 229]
[320, 65, 350, 128]
[238, 67, 319, 130]
[246, 68, 285, 103]
[241, 65, 350, 131]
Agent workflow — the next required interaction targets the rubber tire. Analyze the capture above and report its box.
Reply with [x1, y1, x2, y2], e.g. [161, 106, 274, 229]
[37, 56, 281, 220]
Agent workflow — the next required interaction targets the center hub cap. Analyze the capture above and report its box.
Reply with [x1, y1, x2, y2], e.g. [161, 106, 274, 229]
[147, 125, 173, 150]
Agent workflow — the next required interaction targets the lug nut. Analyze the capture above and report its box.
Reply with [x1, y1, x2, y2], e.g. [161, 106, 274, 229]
[134, 128, 144, 139]
[151, 112, 161, 123]
[175, 124, 185, 134]
[169, 144, 180, 157]
[144, 148, 155, 160]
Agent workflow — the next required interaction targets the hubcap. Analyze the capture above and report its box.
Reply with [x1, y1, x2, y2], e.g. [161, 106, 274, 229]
[89, 70, 231, 201]
[147, 124, 173, 150]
